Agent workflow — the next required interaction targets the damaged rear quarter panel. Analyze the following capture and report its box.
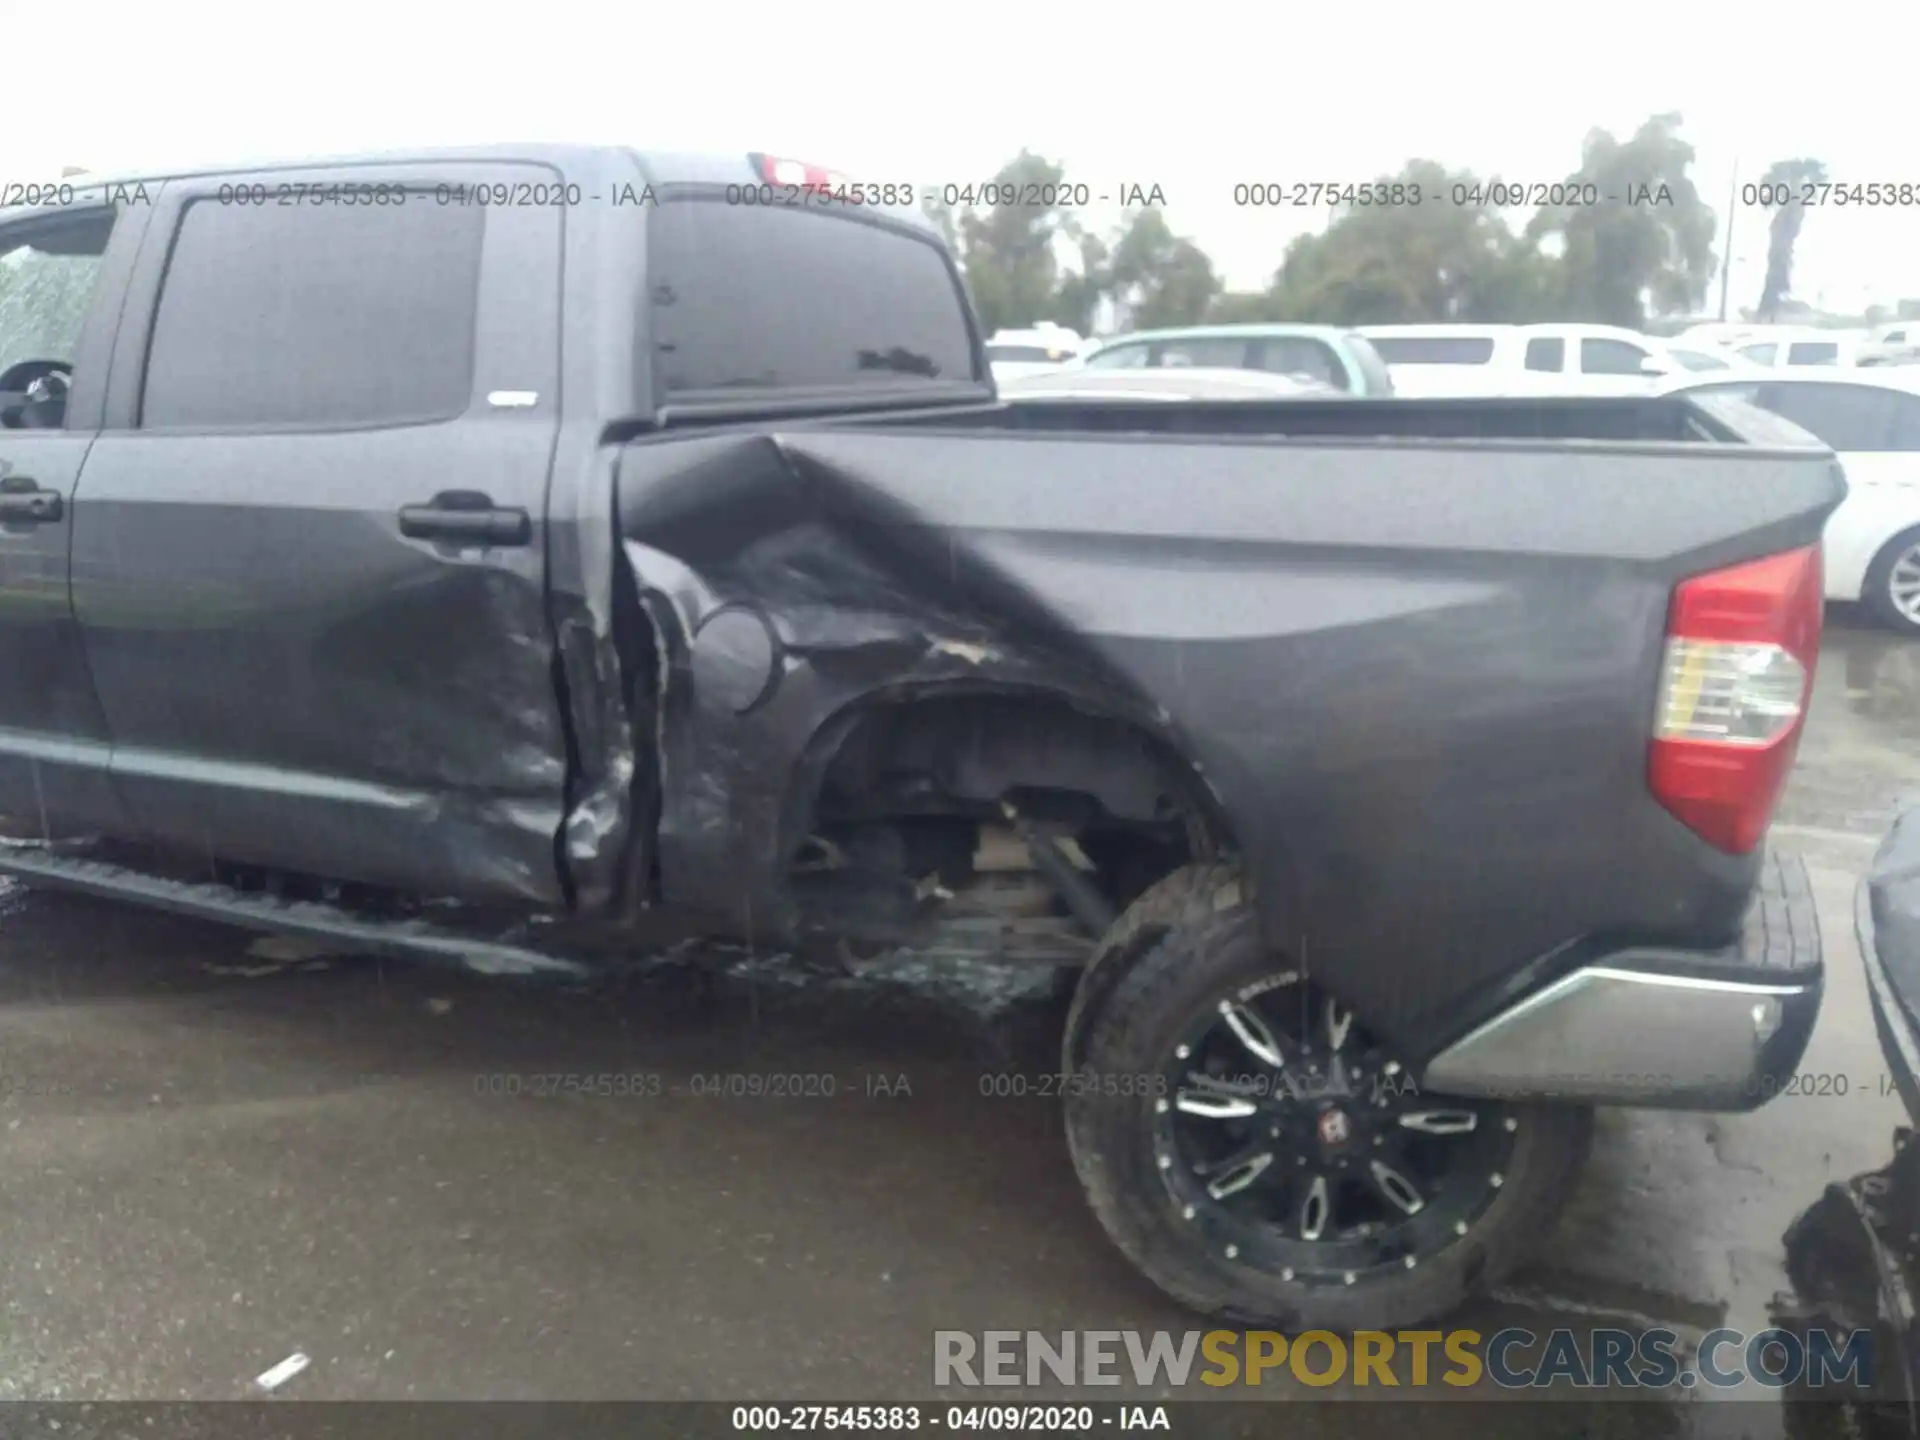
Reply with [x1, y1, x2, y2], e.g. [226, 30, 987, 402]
[615, 421, 1837, 1046]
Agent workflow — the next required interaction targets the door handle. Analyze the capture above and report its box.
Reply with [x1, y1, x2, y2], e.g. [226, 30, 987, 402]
[0, 483, 63, 524]
[398, 490, 531, 548]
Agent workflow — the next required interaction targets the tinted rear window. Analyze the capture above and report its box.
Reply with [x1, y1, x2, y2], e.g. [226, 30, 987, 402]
[648, 201, 976, 398]
[1367, 335, 1497, 364]
[1786, 341, 1841, 365]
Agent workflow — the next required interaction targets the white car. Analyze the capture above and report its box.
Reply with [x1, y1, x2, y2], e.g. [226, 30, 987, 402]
[1359, 323, 1690, 398]
[984, 324, 1088, 385]
[1731, 328, 1863, 369]
[1860, 321, 1920, 368]
[1674, 322, 1774, 350]
[1665, 343, 1767, 377]
[1662, 368, 1920, 633]
[998, 367, 1343, 402]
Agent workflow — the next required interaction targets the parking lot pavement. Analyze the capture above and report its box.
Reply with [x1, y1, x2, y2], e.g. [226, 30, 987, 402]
[0, 620, 1913, 1422]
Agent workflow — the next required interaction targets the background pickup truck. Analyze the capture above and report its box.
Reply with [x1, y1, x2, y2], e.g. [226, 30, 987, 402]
[0, 145, 1846, 1330]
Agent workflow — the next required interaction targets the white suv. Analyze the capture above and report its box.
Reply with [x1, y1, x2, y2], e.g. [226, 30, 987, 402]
[1360, 323, 1688, 398]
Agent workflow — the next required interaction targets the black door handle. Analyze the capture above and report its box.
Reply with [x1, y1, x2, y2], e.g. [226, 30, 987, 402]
[0, 484, 63, 524]
[398, 490, 531, 547]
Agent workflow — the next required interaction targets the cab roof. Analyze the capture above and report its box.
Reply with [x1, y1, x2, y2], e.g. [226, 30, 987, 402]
[26, 145, 940, 236]
[1088, 322, 1359, 348]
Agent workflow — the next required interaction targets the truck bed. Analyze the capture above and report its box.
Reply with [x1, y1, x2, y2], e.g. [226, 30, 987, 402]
[615, 392, 1844, 1047]
[870, 390, 1820, 447]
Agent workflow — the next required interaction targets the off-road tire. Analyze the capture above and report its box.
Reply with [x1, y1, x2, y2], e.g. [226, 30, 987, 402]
[1061, 862, 1594, 1330]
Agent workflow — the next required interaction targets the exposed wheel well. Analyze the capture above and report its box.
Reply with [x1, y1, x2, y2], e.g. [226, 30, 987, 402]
[786, 690, 1232, 948]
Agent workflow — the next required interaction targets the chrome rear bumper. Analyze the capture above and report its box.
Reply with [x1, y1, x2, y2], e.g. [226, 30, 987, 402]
[1421, 850, 1822, 1110]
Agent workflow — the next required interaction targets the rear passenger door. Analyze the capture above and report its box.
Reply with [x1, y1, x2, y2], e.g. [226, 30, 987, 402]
[72, 165, 571, 905]
[1518, 332, 1569, 394]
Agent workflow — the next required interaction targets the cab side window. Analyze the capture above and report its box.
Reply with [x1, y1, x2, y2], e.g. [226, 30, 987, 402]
[1784, 341, 1840, 366]
[1254, 337, 1343, 388]
[1156, 338, 1251, 369]
[140, 193, 485, 430]
[1084, 343, 1151, 370]
[0, 206, 117, 429]
[1523, 336, 1565, 373]
[1579, 337, 1650, 376]
[1885, 393, 1920, 451]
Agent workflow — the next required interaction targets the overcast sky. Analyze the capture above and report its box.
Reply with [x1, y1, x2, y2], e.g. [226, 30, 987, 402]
[11, 2, 1917, 315]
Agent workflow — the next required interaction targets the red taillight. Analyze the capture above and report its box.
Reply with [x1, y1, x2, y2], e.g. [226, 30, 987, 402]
[1647, 545, 1823, 853]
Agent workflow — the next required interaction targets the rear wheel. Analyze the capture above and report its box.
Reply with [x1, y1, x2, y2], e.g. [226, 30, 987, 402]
[1866, 527, 1920, 636]
[1063, 863, 1592, 1329]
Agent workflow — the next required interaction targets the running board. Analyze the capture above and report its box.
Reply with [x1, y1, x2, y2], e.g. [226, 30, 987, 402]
[0, 844, 591, 980]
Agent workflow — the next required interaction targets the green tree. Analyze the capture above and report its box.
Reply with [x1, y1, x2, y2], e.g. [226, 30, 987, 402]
[1263, 160, 1553, 324]
[1048, 231, 1111, 336]
[950, 151, 1081, 334]
[1528, 113, 1717, 325]
[1207, 290, 1287, 324]
[920, 193, 960, 257]
[1102, 209, 1220, 329]
[1755, 157, 1827, 321]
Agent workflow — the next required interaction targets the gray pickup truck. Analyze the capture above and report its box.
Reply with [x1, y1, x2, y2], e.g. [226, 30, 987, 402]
[0, 145, 1844, 1329]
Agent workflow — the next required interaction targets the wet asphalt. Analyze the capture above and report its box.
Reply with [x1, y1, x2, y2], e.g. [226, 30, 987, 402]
[0, 617, 1915, 1430]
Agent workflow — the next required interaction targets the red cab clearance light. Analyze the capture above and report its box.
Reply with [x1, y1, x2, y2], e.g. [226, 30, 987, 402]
[751, 153, 853, 194]
[1647, 545, 1823, 854]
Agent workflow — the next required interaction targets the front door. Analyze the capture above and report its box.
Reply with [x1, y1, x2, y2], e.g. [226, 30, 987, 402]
[0, 196, 148, 838]
[71, 164, 570, 904]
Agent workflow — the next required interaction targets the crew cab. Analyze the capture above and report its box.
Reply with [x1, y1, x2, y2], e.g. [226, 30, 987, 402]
[1361, 323, 1687, 397]
[0, 145, 1845, 1331]
[1735, 328, 1865, 370]
[1858, 322, 1920, 369]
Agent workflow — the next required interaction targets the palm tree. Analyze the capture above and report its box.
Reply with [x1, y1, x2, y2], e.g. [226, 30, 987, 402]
[1756, 158, 1828, 321]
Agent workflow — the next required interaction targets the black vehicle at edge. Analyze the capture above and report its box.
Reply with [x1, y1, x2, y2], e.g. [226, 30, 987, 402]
[0, 145, 1847, 1329]
[1778, 812, 1920, 1429]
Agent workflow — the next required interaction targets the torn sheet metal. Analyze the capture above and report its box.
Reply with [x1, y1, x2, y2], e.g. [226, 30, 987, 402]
[608, 430, 1190, 945]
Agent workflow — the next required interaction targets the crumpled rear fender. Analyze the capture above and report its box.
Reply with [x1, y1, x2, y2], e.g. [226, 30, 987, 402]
[607, 429, 1228, 941]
